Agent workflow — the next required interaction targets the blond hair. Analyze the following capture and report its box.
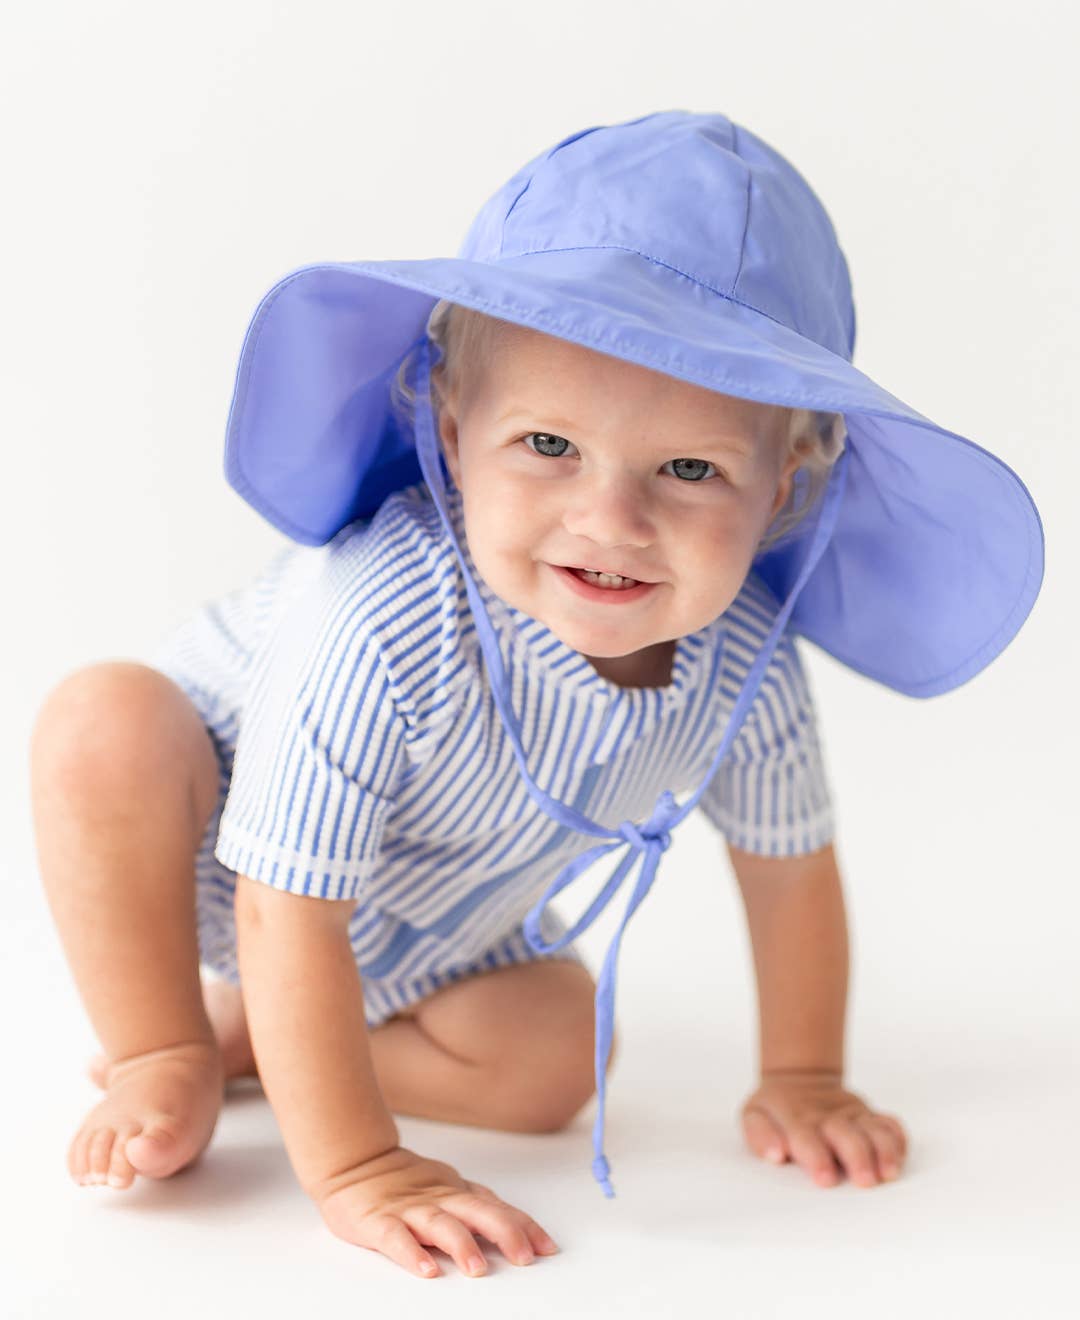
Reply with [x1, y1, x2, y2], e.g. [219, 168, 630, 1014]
[390, 301, 846, 554]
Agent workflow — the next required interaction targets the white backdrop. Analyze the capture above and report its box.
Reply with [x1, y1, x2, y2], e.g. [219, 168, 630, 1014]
[4, 2, 1078, 1316]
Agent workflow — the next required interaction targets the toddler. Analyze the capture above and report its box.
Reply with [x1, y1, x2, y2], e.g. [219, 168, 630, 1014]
[30, 110, 1043, 1281]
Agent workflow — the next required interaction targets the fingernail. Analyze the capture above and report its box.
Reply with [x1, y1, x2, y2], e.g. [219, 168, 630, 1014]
[539, 1236, 560, 1253]
[766, 1147, 784, 1163]
[468, 1255, 486, 1275]
[420, 1258, 438, 1276]
[106, 1175, 125, 1188]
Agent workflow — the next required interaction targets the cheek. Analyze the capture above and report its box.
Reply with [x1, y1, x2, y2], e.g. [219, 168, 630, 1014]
[462, 452, 531, 506]
[680, 509, 742, 559]
[467, 469, 548, 536]
[461, 497, 534, 587]
[675, 509, 760, 592]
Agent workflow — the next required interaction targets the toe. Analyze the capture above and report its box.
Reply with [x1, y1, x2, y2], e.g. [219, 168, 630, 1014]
[125, 1117, 184, 1178]
[68, 1127, 91, 1184]
[107, 1124, 140, 1189]
[86, 1126, 116, 1185]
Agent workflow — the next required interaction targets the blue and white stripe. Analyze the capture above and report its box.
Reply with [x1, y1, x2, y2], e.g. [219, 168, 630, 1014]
[147, 481, 834, 1026]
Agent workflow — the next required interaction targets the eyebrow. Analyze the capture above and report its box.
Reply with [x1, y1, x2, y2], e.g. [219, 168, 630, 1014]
[495, 410, 755, 459]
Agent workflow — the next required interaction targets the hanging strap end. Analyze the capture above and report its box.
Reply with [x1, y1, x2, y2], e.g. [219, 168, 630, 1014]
[592, 1154, 616, 1199]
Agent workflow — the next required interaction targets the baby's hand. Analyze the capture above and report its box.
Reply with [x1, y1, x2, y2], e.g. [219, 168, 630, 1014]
[311, 1145, 560, 1279]
[739, 1070, 908, 1188]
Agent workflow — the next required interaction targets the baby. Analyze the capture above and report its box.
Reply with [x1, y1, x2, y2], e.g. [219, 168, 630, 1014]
[30, 301, 905, 1276]
[35, 106, 1041, 1282]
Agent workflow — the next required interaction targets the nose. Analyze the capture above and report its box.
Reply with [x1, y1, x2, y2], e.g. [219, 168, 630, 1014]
[560, 471, 654, 550]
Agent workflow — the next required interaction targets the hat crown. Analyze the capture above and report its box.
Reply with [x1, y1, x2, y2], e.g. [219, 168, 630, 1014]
[458, 110, 855, 360]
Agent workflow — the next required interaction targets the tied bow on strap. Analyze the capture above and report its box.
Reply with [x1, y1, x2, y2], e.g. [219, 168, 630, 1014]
[522, 789, 683, 1198]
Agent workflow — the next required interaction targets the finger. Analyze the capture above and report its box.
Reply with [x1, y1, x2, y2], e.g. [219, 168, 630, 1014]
[820, 1113, 879, 1187]
[875, 1114, 909, 1160]
[460, 1182, 558, 1254]
[503, 1211, 560, 1257]
[403, 1206, 489, 1278]
[358, 1214, 442, 1279]
[440, 1192, 541, 1267]
[786, 1124, 842, 1188]
[742, 1107, 789, 1165]
[862, 1117, 906, 1180]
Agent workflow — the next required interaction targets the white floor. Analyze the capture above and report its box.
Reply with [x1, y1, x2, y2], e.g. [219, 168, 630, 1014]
[7, 805, 1078, 1320]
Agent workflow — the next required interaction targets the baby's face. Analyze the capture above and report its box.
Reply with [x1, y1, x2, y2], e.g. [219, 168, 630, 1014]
[437, 323, 801, 683]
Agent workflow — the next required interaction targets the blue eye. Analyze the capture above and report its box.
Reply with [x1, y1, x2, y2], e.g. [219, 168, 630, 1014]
[522, 433, 718, 481]
[661, 457, 716, 482]
[523, 432, 573, 457]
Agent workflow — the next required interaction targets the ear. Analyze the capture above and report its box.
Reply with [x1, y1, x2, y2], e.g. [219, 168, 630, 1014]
[434, 378, 462, 488]
[768, 442, 805, 519]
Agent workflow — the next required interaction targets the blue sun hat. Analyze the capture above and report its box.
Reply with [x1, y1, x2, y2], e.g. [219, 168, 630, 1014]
[220, 109, 1045, 1197]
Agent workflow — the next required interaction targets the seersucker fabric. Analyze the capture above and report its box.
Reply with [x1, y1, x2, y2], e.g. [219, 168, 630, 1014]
[146, 477, 835, 1028]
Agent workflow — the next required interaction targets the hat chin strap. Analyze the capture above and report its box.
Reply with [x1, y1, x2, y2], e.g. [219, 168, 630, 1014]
[410, 337, 850, 1198]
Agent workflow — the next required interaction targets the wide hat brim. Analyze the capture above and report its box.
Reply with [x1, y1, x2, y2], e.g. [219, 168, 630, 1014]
[223, 251, 1044, 699]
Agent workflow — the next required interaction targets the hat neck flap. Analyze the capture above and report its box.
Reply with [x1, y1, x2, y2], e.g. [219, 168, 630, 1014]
[411, 337, 851, 1198]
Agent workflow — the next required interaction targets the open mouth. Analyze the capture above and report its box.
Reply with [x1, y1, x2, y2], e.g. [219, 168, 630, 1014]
[566, 567, 641, 590]
[552, 564, 657, 603]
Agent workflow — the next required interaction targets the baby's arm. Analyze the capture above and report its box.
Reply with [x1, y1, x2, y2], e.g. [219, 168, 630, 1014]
[233, 875, 557, 1277]
[233, 875, 400, 1187]
[728, 841, 908, 1186]
[728, 840, 848, 1077]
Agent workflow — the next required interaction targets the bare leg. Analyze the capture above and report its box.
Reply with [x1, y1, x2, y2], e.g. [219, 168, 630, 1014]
[30, 661, 227, 1188]
[92, 959, 615, 1135]
[51, 664, 612, 1140]
[86, 975, 258, 1088]
[365, 960, 610, 1133]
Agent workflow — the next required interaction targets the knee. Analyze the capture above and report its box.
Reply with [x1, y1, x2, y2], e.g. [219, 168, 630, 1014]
[495, 1067, 592, 1136]
[500, 1004, 619, 1136]
[548, 1025, 620, 1134]
[30, 661, 205, 799]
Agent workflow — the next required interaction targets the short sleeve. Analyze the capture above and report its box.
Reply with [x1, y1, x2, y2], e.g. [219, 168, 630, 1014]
[697, 631, 835, 857]
[213, 571, 411, 900]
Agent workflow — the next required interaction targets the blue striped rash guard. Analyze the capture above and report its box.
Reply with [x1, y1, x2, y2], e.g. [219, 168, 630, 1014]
[147, 479, 836, 1024]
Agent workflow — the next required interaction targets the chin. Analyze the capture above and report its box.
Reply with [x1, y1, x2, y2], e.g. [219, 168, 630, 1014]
[551, 615, 651, 654]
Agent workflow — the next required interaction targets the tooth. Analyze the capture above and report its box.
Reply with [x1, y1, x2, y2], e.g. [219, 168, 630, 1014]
[579, 568, 636, 588]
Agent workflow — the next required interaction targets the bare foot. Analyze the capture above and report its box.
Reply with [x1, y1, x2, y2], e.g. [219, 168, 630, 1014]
[87, 979, 256, 1091]
[69, 1039, 225, 1189]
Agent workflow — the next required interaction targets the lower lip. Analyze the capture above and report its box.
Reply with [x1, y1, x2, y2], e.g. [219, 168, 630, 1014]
[551, 564, 658, 605]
